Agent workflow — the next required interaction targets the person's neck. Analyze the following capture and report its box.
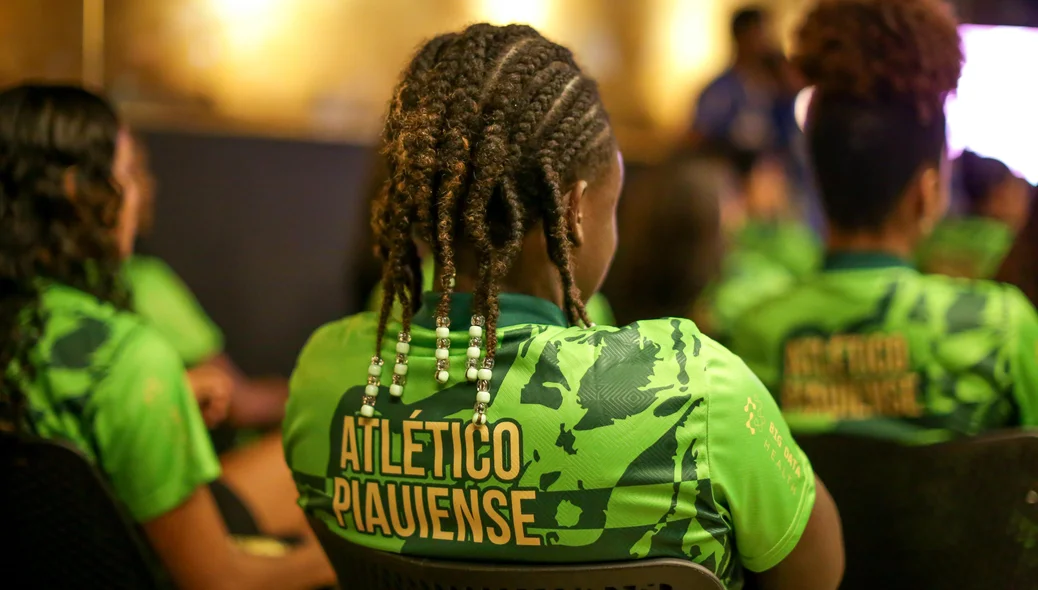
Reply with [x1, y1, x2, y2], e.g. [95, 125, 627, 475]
[450, 268, 564, 310]
[826, 229, 916, 260]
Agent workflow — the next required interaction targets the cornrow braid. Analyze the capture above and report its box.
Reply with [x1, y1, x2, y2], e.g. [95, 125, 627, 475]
[372, 33, 459, 359]
[371, 24, 616, 423]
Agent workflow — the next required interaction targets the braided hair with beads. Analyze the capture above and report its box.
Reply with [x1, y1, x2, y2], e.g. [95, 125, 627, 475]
[364, 24, 616, 423]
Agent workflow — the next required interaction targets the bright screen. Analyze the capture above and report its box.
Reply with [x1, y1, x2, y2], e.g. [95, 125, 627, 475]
[946, 24, 1038, 184]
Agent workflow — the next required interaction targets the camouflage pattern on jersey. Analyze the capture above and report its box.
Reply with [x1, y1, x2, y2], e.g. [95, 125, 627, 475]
[916, 217, 1014, 279]
[285, 293, 816, 588]
[728, 252, 1038, 443]
[17, 284, 220, 521]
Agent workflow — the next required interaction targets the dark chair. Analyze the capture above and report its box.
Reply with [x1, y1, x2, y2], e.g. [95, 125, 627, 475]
[796, 431, 1038, 590]
[309, 516, 726, 590]
[0, 430, 172, 590]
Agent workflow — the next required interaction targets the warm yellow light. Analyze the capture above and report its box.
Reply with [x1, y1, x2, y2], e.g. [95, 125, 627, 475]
[667, 0, 719, 75]
[472, 0, 553, 29]
[209, 0, 286, 52]
[643, 0, 727, 132]
[211, 0, 281, 21]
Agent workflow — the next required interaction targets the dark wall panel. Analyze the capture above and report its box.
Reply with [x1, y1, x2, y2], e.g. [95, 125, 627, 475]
[139, 132, 373, 376]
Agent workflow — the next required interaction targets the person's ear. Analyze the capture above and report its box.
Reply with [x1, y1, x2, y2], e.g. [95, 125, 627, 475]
[917, 166, 948, 236]
[566, 180, 589, 246]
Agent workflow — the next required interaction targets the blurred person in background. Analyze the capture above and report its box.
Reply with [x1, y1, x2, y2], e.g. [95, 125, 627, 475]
[997, 184, 1038, 306]
[608, 147, 732, 325]
[284, 24, 843, 590]
[729, 0, 1038, 443]
[690, 6, 803, 157]
[917, 150, 1033, 279]
[693, 145, 821, 342]
[123, 134, 289, 451]
[0, 84, 334, 588]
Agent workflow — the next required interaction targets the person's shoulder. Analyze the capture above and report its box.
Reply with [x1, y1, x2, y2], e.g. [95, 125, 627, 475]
[122, 254, 177, 283]
[42, 283, 145, 340]
[300, 312, 380, 357]
[728, 277, 809, 336]
[292, 312, 381, 387]
[914, 274, 1037, 329]
[555, 317, 733, 378]
[40, 284, 182, 377]
[917, 272, 1019, 299]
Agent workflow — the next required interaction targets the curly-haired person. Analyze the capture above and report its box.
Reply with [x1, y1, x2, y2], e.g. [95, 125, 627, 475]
[0, 84, 334, 589]
[728, 0, 1038, 443]
[283, 24, 843, 590]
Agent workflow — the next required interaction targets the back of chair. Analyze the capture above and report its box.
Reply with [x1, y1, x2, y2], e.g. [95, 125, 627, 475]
[0, 431, 171, 589]
[797, 431, 1038, 590]
[309, 516, 725, 590]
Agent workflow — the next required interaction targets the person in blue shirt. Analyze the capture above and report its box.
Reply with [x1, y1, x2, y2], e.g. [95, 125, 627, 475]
[690, 6, 802, 154]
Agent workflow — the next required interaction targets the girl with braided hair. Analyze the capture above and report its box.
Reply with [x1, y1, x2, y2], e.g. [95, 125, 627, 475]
[0, 84, 334, 589]
[285, 24, 842, 589]
[729, 0, 1038, 443]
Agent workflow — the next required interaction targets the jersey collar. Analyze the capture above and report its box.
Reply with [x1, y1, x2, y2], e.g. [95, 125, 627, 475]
[823, 251, 915, 272]
[413, 292, 569, 330]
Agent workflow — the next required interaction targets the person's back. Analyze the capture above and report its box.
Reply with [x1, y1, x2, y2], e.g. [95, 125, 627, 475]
[284, 23, 842, 590]
[0, 84, 333, 589]
[25, 282, 221, 521]
[730, 253, 1038, 442]
[728, 0, 1038, 443]
[289, 296, 814, 587]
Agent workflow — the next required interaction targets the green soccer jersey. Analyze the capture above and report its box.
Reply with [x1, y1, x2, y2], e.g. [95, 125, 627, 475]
[728, 252, 1038, 443]
[697, 220, 821, 342]
[735, 220, 822, 279]
[284, 292, 816, 587]
[697, 251, 797, 343]
[17, 284, 221, 521]
[917, 217, 1015, 280]
[123, 255, 224, 368]
[366, 256, 616, 326]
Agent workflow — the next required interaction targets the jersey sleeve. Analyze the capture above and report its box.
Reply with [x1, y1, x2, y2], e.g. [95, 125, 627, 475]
[91, 326, 221, 522]
[125, 256, 224, 367]
[706, 348, 815, 572]
[1006, 286, 1038, 426]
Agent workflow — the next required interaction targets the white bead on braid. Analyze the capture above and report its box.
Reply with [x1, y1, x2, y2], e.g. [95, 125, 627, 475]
[472, 356, 494, 425]
[390, 331, 410, 398]
[434, 315, 451, 384]
[465, 315, 484, 382]
[361, 355, 383, 418]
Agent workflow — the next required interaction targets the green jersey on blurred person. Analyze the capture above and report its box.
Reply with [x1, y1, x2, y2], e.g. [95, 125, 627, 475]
[124, 254, 225, 368]
[728, 13, 1038, 444]
[916, 151, 1033, 280]
[694, 149, 822, 341]
[729, 252, 1038, 443]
